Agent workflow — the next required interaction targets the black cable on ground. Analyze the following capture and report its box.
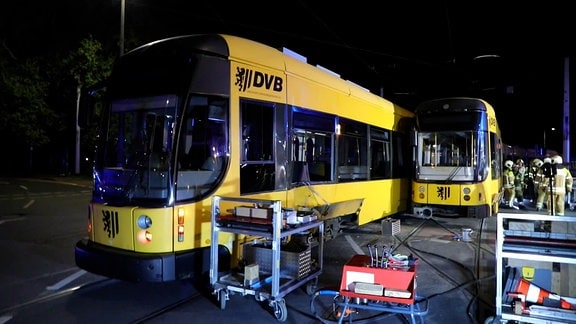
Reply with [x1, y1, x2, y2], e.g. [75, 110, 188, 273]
[396, 216, 490, 323]
[310, 288, 421, 324]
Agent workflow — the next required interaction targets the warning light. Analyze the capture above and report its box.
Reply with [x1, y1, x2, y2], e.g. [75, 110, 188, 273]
[137, 230, 152, 244]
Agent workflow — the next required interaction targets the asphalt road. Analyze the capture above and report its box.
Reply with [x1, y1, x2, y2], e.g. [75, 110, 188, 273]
[1, 176, 574, 323]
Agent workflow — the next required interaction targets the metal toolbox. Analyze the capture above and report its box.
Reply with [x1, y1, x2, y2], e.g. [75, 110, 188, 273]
[243, 243, 312, 280]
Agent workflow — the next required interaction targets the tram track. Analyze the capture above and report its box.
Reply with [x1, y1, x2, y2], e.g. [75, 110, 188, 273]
[0, 278, 115, 322]
[1, 275, 209, 324]
[129, 290, 203, 324]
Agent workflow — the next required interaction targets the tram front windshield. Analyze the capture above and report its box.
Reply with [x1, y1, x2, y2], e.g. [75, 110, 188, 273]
[93, 95, 177, 205]
[416, 130, 489, 182]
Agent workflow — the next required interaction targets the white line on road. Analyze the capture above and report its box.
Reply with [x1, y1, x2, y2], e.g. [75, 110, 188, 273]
[46, 270, 87, 291]
[23, 199, 35, 209]
[0, 217, 26, 225]
[345, 235, 366, 255]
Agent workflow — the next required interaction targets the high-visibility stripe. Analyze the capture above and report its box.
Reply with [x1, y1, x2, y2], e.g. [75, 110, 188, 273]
[524, 282, 541, 303]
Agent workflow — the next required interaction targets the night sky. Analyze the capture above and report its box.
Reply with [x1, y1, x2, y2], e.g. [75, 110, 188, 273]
[2, 0, 574, 153]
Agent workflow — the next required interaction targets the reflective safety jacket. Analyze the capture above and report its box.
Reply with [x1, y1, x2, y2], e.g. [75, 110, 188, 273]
[542, 166, 574, 194]
[503, 169, 515, 189]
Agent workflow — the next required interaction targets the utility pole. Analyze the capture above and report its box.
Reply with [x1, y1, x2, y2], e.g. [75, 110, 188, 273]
[120, 0, 125, 56]
[563, 56, 570, 162]
[75, 81, 81, 174]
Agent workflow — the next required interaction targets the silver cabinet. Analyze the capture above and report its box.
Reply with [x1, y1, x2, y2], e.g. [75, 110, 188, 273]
[495, 213, 576, 323]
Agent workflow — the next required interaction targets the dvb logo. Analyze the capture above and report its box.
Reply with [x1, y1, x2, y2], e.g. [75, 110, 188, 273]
[235, 67, 283, 93]
[102, 210, 119, 238]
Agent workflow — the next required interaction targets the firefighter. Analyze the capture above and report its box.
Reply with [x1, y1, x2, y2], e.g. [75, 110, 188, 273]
[526, 158, 543, 204]
[543, 155, 573, 216]
[529, 159, 545, 210]
[513, 159, 526, 206]
[536, 157, 552, 211]
[503, 160, 517, 209]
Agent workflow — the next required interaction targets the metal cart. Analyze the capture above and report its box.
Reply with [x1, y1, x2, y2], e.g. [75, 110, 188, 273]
[209, 196, 324, 322]
[493, 213, 576, 323]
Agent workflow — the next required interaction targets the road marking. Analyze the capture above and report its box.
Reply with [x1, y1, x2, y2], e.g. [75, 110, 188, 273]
[345, 235, 365, 255]
[46, 270, 87, 291]
[0, 217, 26, 225]
[429, 238, 451, 244]
[23, 199, 35, 209]
[19, 185, 28, 191]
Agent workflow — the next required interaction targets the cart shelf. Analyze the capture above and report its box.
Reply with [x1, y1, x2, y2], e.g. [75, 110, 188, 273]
[494, 213, 576, 323]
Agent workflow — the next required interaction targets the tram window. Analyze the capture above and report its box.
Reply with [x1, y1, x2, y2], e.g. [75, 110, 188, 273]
[292, 130, 333, 183]
[240, 100, 275, 194]
[338, 119, 368, 182]
[490, 133, 502, 180]
[241, 102, 273, 162]
[176, 96, 229, 201]
[240, 163, 275, 193]
[392, 134, 409, 178]
[293, 110, 334, 132]
[370, 127, 391, 179]
[292, 108, 334, 184]
[147, 114, 173, 170]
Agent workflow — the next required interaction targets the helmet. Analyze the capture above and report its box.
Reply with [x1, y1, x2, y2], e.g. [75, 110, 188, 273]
[516, 159, 524, 165]
[552, 155, 563, 165]
[531, 158, 543, 168]
[504, 160, 514, 169]
[543, 157, 552, 164]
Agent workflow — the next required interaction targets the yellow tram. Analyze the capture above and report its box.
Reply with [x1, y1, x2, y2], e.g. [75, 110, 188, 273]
[411, 97, 504, 218]
[75, 34, 414, 282]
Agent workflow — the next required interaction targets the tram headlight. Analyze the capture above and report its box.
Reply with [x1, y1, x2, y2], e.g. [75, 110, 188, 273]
[418, 185, 425, 199]
[463, 187, 471, 201]
[137, 215, 152, 229]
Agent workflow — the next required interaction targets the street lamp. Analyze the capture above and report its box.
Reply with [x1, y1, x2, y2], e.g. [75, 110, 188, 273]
[543, 127, 556, 156]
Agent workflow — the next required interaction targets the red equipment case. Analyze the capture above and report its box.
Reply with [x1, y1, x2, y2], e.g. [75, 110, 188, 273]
[339, 254, 417, 305]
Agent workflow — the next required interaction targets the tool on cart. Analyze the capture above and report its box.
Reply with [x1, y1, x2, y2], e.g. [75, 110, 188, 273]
[367, 243, 415, 268]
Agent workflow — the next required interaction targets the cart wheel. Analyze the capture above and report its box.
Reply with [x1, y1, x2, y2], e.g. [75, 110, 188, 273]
[272, 298, 288, 321]
[219, 289, 227, 310]
[305, 280, 317, 295]
[483, 316, 499, 324]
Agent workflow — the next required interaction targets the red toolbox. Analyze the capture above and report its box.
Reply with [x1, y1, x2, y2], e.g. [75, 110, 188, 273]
[339, 254, 417, 305]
